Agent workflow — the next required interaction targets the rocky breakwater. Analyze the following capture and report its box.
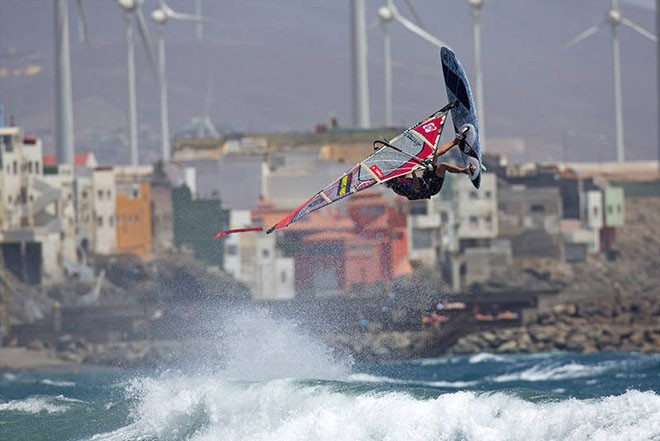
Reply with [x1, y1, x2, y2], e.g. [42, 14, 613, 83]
[450, 295, 660, 354]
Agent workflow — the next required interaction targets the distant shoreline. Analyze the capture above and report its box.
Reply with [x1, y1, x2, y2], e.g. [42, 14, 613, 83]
[0, 347, 91, 372]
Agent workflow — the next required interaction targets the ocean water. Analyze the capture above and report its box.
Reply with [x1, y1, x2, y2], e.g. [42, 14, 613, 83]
[1, 310, 659, 441]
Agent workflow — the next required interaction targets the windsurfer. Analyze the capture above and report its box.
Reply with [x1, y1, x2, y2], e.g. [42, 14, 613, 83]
[386, 134, 476, 200]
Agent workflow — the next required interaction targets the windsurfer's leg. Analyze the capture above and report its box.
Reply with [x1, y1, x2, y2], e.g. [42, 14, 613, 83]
[435, 163, 448, 178]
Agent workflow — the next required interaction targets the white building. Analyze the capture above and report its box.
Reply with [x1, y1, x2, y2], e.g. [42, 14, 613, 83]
[89, 168, 117, 255]
[223, 210, 295, 300]
[0, 127, 77, 283]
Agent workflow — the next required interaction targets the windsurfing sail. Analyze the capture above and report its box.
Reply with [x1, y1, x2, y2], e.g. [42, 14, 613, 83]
[265, 107, 451, 234]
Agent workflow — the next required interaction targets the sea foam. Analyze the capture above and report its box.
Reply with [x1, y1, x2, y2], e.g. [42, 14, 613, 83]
[98, 378, 660, 441]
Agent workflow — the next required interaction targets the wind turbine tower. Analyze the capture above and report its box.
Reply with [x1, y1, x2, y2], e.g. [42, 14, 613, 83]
[116, 0, 157, 166]
[54, 0, 75, 166]
[351, 0, 370, 128]
[151, 0, 209, 161]
[54, 0, 88, 166]
[467, 0, 486, 148]
[567, 0, 657, 162]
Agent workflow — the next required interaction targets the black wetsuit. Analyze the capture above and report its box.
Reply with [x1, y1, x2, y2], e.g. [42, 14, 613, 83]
[387, 169, 444, 200]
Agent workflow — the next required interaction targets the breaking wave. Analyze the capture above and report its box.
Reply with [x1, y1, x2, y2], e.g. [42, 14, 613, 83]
[0, 395, 81, 414]
[92, 379, 660, 441]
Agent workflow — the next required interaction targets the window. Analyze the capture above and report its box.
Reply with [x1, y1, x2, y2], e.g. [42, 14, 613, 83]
[13, 161, 17, 174]
[97, 216, 103, 227]
[82, 191, 88, 199]
[226, 245, 238, 255]
[484, 191, 492, 199]
[412, 229, 433, 249]
[469, 216, 478, 226]
[262, 249, 270, 258]
[27, 162, 33, 173]
[109, 216, 114, 227]
[107, 190, 112, 199]
[2, 135, 13, 152]
[409, 200, 428, 216]
[97, 190, 103, 200]
[35, 161, 40, 174]
[281, 271, 287, 283]
[530, 204, 545, 213]
[469, 191, 479, 200]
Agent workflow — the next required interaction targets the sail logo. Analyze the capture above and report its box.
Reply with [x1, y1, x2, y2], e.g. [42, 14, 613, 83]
[337, 174, 352, 196]
[422, 122, 436, 133]
[370, 165, 384, 179]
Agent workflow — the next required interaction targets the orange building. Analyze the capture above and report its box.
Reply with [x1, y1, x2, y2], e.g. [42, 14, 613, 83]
[116, 182, 152, 259]
[253, 190, 410, 295]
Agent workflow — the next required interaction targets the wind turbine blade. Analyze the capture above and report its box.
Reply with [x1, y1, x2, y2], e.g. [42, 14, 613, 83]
[620, 17, 657, 42]
[403, 0, 426, 29]
[392, 9, 446, 48]
[564, 23, 602, 49]
[75, 0, 90, 47]
[136, 7, 159, 79]
[169, 11, 212, 23]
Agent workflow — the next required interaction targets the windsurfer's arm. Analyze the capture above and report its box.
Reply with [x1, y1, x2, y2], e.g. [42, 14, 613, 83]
[412, 172, 421, 191]
[436, 162, 476, 176]
[433, 137, 461, 165]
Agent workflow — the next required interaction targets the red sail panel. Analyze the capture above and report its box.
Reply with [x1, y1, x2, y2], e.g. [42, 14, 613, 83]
[413, 115, 445, 148]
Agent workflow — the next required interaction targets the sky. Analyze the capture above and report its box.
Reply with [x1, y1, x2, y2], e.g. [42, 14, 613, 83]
[0, 0, 657, 164]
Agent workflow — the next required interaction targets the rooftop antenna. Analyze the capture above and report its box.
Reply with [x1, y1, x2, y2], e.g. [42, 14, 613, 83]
[54, 0, 89, 166]
[565, 0, 657, 162]
[151, 0, 210, 161]
[116, 0, 158, 166]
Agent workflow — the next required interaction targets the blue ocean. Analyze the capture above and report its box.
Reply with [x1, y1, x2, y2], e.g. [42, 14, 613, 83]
[1, 311, 659, 441]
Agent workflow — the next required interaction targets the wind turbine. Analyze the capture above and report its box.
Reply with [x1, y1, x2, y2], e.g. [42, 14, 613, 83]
[467, 0, 486, 149]
[54, 0, 88, 166]
[376, 1, 448, 126]
[566, 0, 657, 162]
[151, 0, 210, 161]
[116, 0, 157, 166]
